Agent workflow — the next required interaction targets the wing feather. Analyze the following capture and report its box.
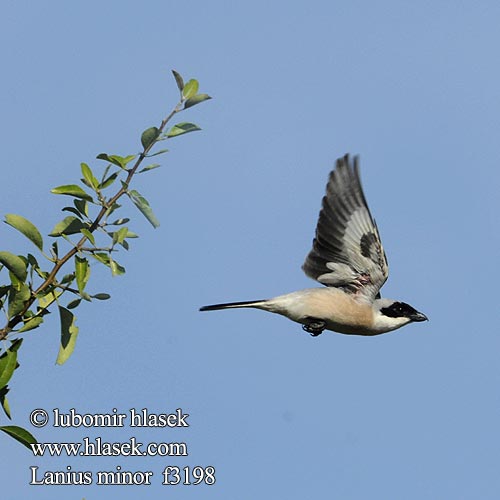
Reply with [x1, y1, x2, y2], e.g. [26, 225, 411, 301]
[302, 155, 389, 302]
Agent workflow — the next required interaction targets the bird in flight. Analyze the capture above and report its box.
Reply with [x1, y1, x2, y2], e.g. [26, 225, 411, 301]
[200, 155, 427, 336]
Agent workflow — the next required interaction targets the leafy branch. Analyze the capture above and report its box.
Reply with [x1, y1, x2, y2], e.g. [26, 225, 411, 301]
[0, 70, 211, 447]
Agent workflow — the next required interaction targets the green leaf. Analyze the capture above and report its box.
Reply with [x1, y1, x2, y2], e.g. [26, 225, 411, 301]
[119, 240, 129, 250]
[0, 387, 11, 419]
[166, 122, 201, 138]
[182, 79, 199, 100]
[80, 228, 95, 246]
[60, 272, 75, 284]
[97, 154, 112, 167]
[96, 153, 113, 163]
[109, 258, 126, 276]
[127, 190, 160, 228]
[92, 253, 126, 276]
[38, 290, 62, 310]
[62, 206, 84, 219]
[101, 164, 111, 182]
[90, 252, 111, 268]
[66, 298, 82, 309]
[141, 127, 160, 150]
[109, 218, 130, 226]
[96, 154, 136, 169]
[27, 253, 39, 268]
[49, 217, 86, 237]
[0, 425, 37, 449]
[120, 154, 137, 166]
[0, 285, 10, 300]
[184, 93, 212, 109]
[75, 256, 90, 294]
[113, 154, 136, 168]
[4, 214, 43, 251]
[145, 149, 169, 158]
[7, 339, 23, 353]
[9, 339, 23, 352]
[0, 349, 17, 389]
[112, 227, 128, 245]
[172, 69, 184, 92]
[51, 184, 93, 202]
[74, 199, 88, 218]
[92, 293, 110, 300]
[17, 316, 43, 333]
[81, 163, 99, 190]
[99, 171, 119, 189]
[8, 283, 30, 318]
[0, 252, 27, 282]
[33, 268, 48, 281]
[56, 306, 79, 365]
[9, 267, 26, 287]
[138, 164, 161, 174]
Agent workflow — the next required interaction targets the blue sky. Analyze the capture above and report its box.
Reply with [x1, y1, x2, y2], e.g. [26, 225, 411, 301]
[1, 1, 500, 498]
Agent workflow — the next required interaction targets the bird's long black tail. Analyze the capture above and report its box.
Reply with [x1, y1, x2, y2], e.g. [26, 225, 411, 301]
[199, 299, 268, 312]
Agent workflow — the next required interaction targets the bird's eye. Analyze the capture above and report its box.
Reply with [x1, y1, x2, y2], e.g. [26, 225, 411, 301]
[380, 302, 414, 319]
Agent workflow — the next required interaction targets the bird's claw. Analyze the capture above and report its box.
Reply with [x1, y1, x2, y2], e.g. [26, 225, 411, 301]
[302, 319, 326, 337]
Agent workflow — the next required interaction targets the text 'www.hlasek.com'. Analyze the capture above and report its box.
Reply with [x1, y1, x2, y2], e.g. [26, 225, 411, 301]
[28, 407, 216, 487]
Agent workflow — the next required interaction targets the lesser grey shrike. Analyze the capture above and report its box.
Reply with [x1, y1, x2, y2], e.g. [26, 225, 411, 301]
[200, 155, 427, 336]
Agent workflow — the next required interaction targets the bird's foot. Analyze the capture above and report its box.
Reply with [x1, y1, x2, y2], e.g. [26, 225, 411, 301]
[302, 318, 326, 337]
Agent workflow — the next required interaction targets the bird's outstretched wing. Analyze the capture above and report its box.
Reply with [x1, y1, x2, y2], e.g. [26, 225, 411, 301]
[302, 155, 388, 303]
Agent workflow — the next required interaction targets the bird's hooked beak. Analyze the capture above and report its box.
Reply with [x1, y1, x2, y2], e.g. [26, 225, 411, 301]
[410, 310, 428, 322]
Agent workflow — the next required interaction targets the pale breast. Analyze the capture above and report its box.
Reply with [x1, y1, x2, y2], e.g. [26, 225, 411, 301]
[265, 288, 375, 335]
